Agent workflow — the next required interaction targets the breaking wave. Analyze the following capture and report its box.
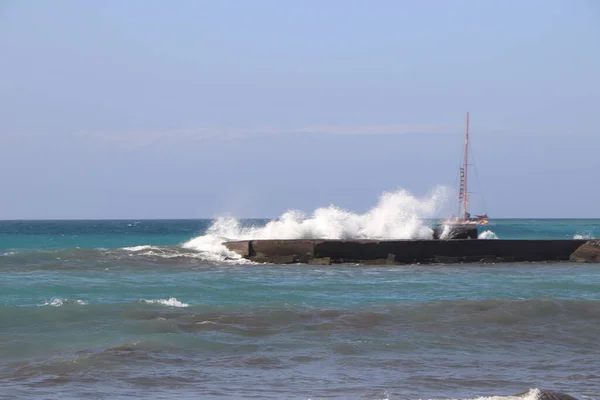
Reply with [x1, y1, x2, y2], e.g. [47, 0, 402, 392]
[140, 297, 189, 308]
[183, 186, 451, 257]
[0, 186, 478, 264]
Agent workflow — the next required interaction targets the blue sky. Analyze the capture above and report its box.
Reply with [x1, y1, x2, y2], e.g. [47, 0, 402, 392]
[0, 0, 598, 219]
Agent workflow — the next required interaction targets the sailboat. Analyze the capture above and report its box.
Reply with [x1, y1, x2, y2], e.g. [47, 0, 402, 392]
[442, 112, 490, 226]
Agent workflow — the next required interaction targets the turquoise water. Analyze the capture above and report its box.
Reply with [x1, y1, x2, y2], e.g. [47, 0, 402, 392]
[0, 219, 214, 250]
[0, 219, 598, 251]
[0, 219, 599, 399]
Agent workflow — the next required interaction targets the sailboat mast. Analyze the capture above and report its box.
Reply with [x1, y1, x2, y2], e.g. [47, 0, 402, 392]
[463, 112, 469, 220]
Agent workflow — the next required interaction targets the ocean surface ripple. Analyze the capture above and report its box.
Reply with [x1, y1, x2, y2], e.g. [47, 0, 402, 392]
[1, 217, 599, 399]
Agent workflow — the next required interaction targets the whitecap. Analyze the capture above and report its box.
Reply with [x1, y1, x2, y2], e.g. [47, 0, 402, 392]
[141, 297, 189, 308]
[40, 298, 88, 307]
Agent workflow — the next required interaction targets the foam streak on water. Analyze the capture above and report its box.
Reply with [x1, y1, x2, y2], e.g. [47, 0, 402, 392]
[140, 297, 189, 307]
[39, 298, 88, 307]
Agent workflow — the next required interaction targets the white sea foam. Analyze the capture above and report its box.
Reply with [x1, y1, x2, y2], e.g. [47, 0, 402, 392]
[478, 230, 498, 239]
[141, 297, 189, 308]
[40, 298, 88, 307]
[439, 224, 453, 239]
[420, 388, 543, 400]
[468, 388, 542, 400]
[122, 245, 156, 251]
[183, 186, 451, 260]
[119, 242, 248, 263]
[182, 234, 246, 262]
[574, 232, 594, 239]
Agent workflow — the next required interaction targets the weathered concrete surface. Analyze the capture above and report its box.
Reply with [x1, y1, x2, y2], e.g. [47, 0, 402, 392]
[314, 239, 587, 264]
[252, 239, 316, 257]
[223, 239, 588, 265]
[252, 239, 318, 263]
[570, 239, 600, 263]
[223, 240, 251, 258]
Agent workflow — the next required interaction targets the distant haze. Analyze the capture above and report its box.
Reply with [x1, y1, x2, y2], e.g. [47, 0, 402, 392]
[1, 0, 598, 219]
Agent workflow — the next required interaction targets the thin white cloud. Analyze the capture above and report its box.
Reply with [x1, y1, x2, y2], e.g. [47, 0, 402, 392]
[76, 123, 456, 149]
[3, 122, 579, 151]
[295, 124, 455, 135]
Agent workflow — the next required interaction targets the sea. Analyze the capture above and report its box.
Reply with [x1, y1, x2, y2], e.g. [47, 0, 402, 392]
[1, 213, 599, 399]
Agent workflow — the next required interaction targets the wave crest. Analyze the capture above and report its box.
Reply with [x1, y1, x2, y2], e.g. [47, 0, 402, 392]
[40, 298, 87, 307]
[140, 297, 189, 308]
[183, 186, 451, 259]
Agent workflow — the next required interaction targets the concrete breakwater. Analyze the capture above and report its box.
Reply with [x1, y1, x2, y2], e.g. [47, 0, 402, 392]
[223, 238, 597, 264]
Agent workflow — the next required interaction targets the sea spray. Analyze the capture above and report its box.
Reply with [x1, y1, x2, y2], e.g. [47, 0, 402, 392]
[439, 224, 453, 239]
[478, 230, 498, 239]
[183, 186, 451, 256]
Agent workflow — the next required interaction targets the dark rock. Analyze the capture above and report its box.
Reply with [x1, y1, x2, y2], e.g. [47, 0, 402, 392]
[495, 256, 516, 262]
[309, 257, 331, 265]
[538, 390, 578, 400]
[433, 255, 461, 263]
[386, 253, 397, 264]
[362, 258, 389, 265]
[570, 239, 600, 263]
[513, 389, 578, 400]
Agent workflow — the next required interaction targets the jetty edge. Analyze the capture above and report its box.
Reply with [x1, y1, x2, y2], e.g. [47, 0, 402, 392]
[223, 228, 600, 265]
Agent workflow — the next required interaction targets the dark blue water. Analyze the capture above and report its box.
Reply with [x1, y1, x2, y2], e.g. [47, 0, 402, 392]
[0, 219, 598, 399]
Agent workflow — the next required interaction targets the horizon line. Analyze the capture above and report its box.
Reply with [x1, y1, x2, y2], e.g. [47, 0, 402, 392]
[1, 217, 599, 221]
